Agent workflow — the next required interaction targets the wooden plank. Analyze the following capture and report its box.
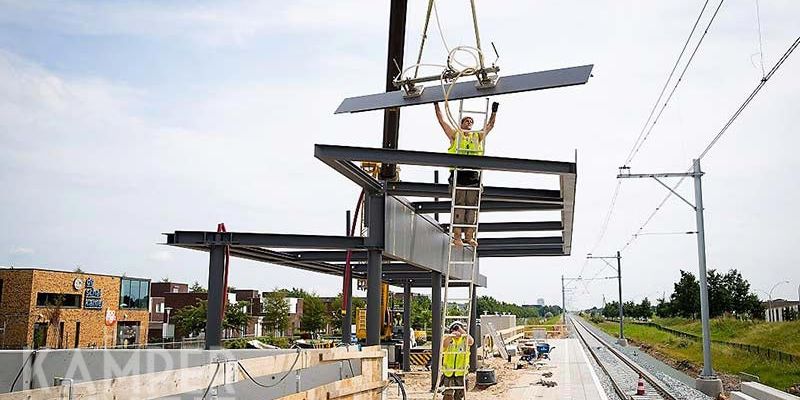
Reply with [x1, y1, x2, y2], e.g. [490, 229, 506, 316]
[320, 350, 384, 362]
[327, 380, 386, 399]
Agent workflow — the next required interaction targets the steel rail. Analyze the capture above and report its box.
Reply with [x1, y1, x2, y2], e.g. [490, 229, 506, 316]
[571, 316, 678, 400]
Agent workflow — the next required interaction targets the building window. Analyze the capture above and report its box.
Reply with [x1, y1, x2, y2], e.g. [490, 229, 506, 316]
[120, 278, 149, 309]
[36, 293, 82, 308]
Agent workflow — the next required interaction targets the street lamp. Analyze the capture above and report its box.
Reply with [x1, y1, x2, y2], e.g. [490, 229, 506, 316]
[163, 307, 173, 340]
[765, 281, 790, 322]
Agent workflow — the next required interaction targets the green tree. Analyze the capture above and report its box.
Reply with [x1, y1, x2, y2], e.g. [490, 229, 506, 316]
[282, 287, 312, 299]
[635, 298, 653, 319]
[411, 295, 432, 330]
[224, 301, 250, 336]
[671, 270, 700, 318]
[172, 300, 207, 337]
[263, 291, 290, 336]
[707, 269, 732, 318]
[172, 300, 251, 338]
[300, 294, 328, 334]
[655, 297, 673, 318]
[189, 281, 207, 293]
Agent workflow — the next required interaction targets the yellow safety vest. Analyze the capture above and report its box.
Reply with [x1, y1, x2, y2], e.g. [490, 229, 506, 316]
[443, 336, 470, 377]
[448, 130, 484, 156]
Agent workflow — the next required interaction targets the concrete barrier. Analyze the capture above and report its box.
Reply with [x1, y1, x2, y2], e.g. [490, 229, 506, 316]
[741, 382, 800, 400]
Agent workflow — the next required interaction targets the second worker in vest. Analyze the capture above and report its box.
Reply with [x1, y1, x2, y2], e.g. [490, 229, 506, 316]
[440, 321, 474, 400]
[434, 101, 499, 247]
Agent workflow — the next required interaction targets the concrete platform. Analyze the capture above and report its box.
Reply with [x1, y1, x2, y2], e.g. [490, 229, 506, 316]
[504, 338, 608, 400]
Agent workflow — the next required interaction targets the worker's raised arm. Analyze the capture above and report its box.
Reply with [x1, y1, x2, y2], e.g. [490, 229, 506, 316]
[434, 102, 455, 141]
[481, 102, 499, 140]
[442, 335, 453, 349]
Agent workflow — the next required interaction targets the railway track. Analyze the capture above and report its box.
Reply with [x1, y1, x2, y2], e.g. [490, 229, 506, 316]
[571, 316, 677, 400]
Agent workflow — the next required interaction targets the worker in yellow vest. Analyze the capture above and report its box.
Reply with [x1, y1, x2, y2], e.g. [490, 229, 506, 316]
[440, 321, 474, 400]
[434, 101, 499, 247]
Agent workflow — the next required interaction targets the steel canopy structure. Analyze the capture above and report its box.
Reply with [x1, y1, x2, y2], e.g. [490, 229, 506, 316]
[161, 4, 590, 388]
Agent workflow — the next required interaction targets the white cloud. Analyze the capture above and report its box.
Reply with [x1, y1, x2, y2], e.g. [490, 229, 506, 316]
[9, 247, 34, 255]
[0, 0, 387, 46]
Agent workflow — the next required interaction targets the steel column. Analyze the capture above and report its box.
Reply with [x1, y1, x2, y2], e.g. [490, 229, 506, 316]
[366, 250, 383, 345]
[380, 0, 408, 181]
[616, 251, 624, 342]
[402, 282, 412, 372]
[562, 275, 566, 325]
[205, 245, 226, 350]
[430, 271, 442, 392]
[693, 159, 714, 378]
[469, 285, 478, 372]
[366, 192, 385, 346]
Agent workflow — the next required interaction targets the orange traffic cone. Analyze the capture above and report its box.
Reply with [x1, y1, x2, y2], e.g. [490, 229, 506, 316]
[636, 374, 646, 395]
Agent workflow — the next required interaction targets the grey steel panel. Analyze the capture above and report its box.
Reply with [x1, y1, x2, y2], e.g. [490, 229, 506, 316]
[560, 173, 577, 255]
[315, 144, 577, 175]
[335, 64, 594, 113]
[384, 196, 484, 286]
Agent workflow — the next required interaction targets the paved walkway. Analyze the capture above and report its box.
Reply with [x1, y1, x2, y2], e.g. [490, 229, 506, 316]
[503, 338, 608, 400]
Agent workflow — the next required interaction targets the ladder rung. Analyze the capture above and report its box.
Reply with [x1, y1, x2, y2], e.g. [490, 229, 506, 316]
[444, 315, 469, 319]
[450, 224, 478, 228]
[448, 261, 475, 265]
[445, 298, 471, 302]
[453, 205, 480, 210]
[453, 186, 482, 191]
[453, 168, 482, 173]
[446, 280, 474, 284]
[462, 109, 488, 114]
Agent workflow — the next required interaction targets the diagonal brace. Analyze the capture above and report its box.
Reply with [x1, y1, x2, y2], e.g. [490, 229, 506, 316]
[651, 177, 695, 210]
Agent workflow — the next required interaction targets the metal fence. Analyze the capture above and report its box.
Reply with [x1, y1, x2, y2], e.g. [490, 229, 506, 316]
[609, 319, 798, 363]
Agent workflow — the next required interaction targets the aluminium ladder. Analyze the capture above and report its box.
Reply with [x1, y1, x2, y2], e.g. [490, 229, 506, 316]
[432, 99, 489, 399]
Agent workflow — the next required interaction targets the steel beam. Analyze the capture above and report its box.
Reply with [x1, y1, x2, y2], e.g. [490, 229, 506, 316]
[478, 247, 566, 257]
[335, 65, 594, 114]
[477, 236, 563, 247]
[387, 181, 562, 203]
[315, 145, 577, 175]
[205, 245, 225, 350]
[167, 231, 365, 249]
[441, 221, 563, 232]
[412, 200, 562, 213]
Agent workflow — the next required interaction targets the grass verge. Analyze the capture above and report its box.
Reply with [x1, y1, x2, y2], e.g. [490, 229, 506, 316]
[593, 321, 800, 391]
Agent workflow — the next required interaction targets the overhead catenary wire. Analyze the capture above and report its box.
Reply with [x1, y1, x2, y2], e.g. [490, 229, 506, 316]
[622, 0, 712, 167]
[697, 34, 800, 160]
[624, 0, 725, 166]
[579, 1, 717, 280]
[618, 34, 800, 253]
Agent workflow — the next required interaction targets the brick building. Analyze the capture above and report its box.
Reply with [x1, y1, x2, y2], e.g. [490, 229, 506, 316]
[0, 267, 150, 349]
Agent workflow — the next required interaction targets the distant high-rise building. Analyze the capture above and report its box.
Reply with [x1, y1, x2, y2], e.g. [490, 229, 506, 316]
[537, 298, 545, 306]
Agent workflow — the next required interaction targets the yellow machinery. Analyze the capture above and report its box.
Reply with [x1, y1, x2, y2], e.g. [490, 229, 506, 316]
[355, 282, 393, 341]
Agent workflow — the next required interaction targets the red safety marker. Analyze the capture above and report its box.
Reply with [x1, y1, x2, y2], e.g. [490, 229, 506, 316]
[636, 374, 646, 396]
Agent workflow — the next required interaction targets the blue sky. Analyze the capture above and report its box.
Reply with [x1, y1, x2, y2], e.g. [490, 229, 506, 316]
[1, 0, 799, 308]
